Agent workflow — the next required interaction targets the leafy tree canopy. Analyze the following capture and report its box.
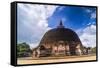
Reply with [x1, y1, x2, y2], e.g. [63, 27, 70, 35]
[17, 42, 32, 57]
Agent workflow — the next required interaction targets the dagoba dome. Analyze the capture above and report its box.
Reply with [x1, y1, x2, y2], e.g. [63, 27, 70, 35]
[40, 21, 81, 45]
[33, 21, 83, 57]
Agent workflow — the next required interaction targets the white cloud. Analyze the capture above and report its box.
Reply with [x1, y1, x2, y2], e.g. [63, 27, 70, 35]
[77, 24, 96, 47]
[29, 43, 39, 49]
[84, 8, 96, 19]
[17, 3, 58, 48]
[58, 6, 65, 10]
[85, 9, 92, 13]
[87, 22, 91, 26]
[91, 11, 96, 19]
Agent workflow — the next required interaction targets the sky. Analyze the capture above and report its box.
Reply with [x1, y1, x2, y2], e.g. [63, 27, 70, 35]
[17, 3, 96, 48]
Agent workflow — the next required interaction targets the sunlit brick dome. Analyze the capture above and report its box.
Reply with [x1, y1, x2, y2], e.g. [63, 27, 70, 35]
[39, 21, 82, 47]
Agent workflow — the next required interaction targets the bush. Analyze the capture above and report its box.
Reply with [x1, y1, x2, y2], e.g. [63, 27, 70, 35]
[17, 42, 32, 57]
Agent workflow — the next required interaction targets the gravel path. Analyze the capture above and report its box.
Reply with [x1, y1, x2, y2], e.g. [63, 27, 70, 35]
[17, 55, 96, 65]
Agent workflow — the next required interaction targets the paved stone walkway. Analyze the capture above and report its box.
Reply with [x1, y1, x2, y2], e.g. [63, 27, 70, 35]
[17, 55, 96, 65]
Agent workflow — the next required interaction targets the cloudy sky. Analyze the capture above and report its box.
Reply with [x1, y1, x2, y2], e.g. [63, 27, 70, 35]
[17, 3, 97, 48]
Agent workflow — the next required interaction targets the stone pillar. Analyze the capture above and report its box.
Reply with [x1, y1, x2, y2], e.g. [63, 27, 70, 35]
[65, 45, 70, 56]
[75, 44, 82, 56]
[51, 43, 57, 56]
[36, 47, 40, 57]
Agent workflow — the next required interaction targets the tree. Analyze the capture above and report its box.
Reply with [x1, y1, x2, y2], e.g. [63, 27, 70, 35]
[17, 42, 32, 57]
[91, 47, 96, 53]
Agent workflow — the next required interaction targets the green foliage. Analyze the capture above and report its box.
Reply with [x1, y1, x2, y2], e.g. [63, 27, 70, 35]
[17, 42, 32, 57]
[91, 47, 96, 53]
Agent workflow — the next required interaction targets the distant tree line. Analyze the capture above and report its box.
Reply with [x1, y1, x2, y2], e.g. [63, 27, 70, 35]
[82, 46, 96, 55]
[17, 42, 32, 57]
[91, 47, 96, 53]
[17, 42, 96, 57]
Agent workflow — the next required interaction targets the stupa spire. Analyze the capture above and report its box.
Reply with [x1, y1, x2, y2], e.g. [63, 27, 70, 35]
[57, 20, 64, 28]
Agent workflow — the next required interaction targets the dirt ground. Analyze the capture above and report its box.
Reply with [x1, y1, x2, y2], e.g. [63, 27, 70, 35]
[17, 55, 96, 65]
